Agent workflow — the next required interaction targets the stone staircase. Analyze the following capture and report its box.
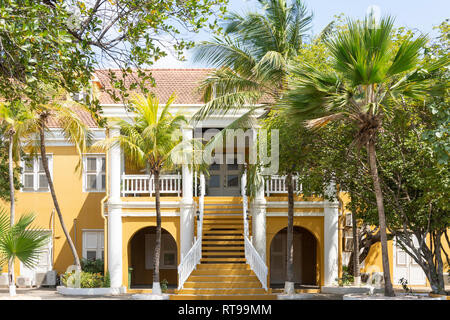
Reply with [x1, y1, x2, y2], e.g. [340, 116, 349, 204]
[171, 197, 276, 300]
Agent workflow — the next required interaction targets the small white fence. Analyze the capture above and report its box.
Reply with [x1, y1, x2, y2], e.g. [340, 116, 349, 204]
[265, 175, 302, 197]
[177, 174, 205, 290]
[244, 236, 268, 290]
[241, 168, 268, 291]
[121, 174, 182, 197]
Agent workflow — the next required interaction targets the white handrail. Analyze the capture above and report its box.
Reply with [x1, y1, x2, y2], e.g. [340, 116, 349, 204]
[244, 235, 268, 290]
[197, 174, 205, 237]
[242, 167, 268, 291]
[177, 235, 201, 290]
[241, 168, 249, 238]
[265, 175, 302, 197]
[121, 174, 182, 197]
[177, 173, 205, 290]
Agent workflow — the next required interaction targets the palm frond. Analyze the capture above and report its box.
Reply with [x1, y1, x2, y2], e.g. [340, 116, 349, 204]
[49, 102, 94, 173]
[0, 211, 50, 269]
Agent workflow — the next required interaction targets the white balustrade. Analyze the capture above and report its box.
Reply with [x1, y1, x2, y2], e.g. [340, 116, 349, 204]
[242, 167, 268, 291]
[265, 175, 302, 197]
[178, 173, 205, 290]
[177, 235, 202, 290]
[244, 235, 268, 290]
[121, 174, 182, 197]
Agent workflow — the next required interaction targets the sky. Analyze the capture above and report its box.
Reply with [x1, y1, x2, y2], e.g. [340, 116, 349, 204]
[152, 0, 449, 68]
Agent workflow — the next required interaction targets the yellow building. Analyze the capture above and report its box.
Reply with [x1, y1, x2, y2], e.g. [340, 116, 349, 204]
[1, 69, 447, 297]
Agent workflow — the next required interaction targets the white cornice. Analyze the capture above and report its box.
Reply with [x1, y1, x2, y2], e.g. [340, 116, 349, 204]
[266, 212, 325, 217]
[119, 201, 181, 209]
[265, 201, 326, 208]
[21, 128, 106, 147]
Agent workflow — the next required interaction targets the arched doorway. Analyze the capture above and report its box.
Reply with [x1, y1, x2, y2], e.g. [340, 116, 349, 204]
[270, 226, 317, 287]
[128, 227, 177, 288]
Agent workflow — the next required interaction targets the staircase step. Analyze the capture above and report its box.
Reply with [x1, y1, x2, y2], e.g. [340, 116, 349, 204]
[204, 197, 242, 204]
[202, 246, 244, 251]
[203, 235, 243, 240]
[202, 252, 244, 257]
[188, 275, 257, 282]
[203, 225, 243, 229]
[201, 257, 246, 263]
[191, 270, 254, 277]
[203, 221, 243, 225]
[203, 231, 243, 235]
[183, 281, 262, 289]
[202, 240, 245, 245]
[178, 288, 266, 295]
[203, 215, 244, 219]
[195, 263, 250, 270]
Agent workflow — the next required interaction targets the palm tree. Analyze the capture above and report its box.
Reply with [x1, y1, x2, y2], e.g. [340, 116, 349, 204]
[0, 102, 39, 290]
[96, 93, 188, 295]
[194, 0, 313, 295]
[0, 209, 50, 296]
[30, 101, 94, 270]
[193, 0, 313, 121]
[283, 16, 448, 296]
[0, 103, 39, 225]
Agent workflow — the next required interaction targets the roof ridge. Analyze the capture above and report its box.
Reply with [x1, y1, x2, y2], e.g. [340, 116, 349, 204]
[95, 68, 214, 72]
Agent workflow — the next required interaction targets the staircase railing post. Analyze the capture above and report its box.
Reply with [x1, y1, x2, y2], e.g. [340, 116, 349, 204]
[242, 164, 249, 238]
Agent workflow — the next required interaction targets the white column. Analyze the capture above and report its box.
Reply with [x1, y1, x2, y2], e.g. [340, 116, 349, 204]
[252, 172, 267, 261]
[107, 127, 123, 289]
[180, 126, 194, 259]
[323, 182, 339, 286]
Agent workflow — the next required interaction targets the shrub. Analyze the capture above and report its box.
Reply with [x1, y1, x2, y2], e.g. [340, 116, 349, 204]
[336, 266, 354, 286]
[81, 258, 104, 274]
[61, 271, 105, 288]
[103, 271, 111, 288]
[161, 279, 168, 293]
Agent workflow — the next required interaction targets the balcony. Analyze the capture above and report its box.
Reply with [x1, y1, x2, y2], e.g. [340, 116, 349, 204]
[120, 173, 302, 198]
[121, 174, 182, 197]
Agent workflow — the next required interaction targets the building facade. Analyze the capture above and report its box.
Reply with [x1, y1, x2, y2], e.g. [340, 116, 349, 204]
[2, 69, 444, 295]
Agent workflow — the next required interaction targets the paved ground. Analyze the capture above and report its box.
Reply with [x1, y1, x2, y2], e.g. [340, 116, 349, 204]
[0, 287, 445, 300]
[0, 287, 131, 300]
[0, 287, 345, 300]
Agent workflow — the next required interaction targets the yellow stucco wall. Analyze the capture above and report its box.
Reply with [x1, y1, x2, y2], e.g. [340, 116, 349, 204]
[0, 146, 106, 276]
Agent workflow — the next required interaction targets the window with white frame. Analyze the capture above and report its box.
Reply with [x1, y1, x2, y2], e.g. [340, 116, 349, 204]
[82, 231, 104, 261]
[22, 156, 53, 192]
[83, 155, 106, 192]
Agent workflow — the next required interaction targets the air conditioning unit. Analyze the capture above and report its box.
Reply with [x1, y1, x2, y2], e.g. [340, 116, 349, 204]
[36, 271, 57, 287]
[16, 276, 32, 288]
[0, 273, 9, 288]
[345, 212, 353, 227]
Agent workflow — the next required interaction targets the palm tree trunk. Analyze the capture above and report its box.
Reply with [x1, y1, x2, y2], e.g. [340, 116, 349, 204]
[351, 208, 360, 285]
[8, 130, 15, 226]
[152, 169, 162, 295]
[8, 130, 16, 295]
[367, 140, 395, 296]
[8, 257, 16, 296]
[284, 172, 295, 294]
[39, 124, 81, 269]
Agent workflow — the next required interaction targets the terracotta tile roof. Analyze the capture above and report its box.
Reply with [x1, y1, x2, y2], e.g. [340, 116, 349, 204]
[46, 105, 99, 128]
[94, 68, 213, 105]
